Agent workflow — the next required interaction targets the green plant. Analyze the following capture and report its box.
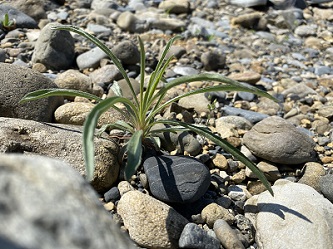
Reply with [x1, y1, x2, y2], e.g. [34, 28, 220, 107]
[20, 25, 276, 195]
[1, 13, 16, 31]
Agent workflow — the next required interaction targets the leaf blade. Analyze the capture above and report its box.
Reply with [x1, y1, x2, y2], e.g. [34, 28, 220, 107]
[19, 89, 102, 104]
[124, 130, 143, 180]
[83, 96, 136, 181]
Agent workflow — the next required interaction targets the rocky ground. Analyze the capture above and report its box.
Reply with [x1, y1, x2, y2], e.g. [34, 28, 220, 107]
[1, 0, 333, 248]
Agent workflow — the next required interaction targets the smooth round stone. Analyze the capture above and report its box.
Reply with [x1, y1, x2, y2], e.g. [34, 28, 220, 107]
[243, 116, 317, 164]
[213, 219, 245, 249]
[143, 155, 211, 203]
[104, 186, 120, 202]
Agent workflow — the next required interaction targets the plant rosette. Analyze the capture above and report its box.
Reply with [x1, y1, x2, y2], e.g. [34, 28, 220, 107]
[20, 25, 276, 196]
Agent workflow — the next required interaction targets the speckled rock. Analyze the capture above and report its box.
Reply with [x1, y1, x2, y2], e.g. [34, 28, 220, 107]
[298, 162, 325, 192]
[143, 155, 211, 203]
[54, 69, 95, 95]
[214, 219, 245, 249]
[243, 116, 317, 164]
[0, 154, 136, 249]
[0, 117, 119, 193]
[201, 203, 235, 228]
[0, 63, 63, 122]
[117, 190, 189, 249]
[54, 102, 127, 127]
[178, 92, 211, 113]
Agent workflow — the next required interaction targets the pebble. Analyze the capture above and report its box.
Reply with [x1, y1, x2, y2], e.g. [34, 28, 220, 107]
[143, 155, 211, 203]
[245, 161, 281, 182]
[0, 63, 63, 122]
[54, 69, 95, 96]
[243, 116, 317, 164]
[76, 47, 108, 70]
[201, 203, 235, 228]
[213, 219, 245, 249]
[111, 40, 140, 65]
[104, 186, 121, 203]
[178, 223, 220, 249]
[200, 50, 226, 71]
[319, 174, 333, 202]
[298, 162, 326, 192]
[221, 106, 269, 124]
[228, 185, 251, 202]
[32, 23, 75, 70]
[117, 190, 189, 249]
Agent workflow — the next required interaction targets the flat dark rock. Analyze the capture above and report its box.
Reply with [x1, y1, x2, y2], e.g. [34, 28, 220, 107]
[143, 155, 211, 203]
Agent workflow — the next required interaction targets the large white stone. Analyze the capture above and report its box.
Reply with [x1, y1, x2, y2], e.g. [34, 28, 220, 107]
[246, 179, 333, 249]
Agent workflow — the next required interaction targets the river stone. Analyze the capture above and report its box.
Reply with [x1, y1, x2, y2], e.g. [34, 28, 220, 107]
[0, 154, 136, 249]
[243, 116, 317, 164]
[0, 117, 119, 193]
[31, 23, 75, 70]
[178, 223, 220, 249]
[319, 174, 333, 203]
[247, 179, 333, 249]
[117, 190, 189, 249]
[143, 155, 211, 203]
[0, 63, 63, 122]
[298, 162, 325, 192]
[213, 219, 245, 249]
[0, 4, 38, 29]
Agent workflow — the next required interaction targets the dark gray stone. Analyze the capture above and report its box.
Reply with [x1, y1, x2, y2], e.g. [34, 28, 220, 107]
[0, 48, 7, 62]
[200, 50, 226, 71]
[320, 174, 333, 203]
[143, 155, 211, 203]
[6, 0, 47, 21]
[0, 154, 136, 249]
[0, 63, 63, 122]
[243, 116, 317, 164]
[221, 106, 269, 124]
[32, 23, 75, 70]
[0, 5, 38, 29]
[104, 187, 120, 202]
[179, 223, 220, 249]
[151, 123, 202, 156]
[111, 40, 140, 65]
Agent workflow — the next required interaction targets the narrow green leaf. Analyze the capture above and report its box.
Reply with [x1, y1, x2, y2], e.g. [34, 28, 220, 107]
[19, 89, 102, 104]
[83, 96, 136, 181]
[147, 77, 277, 121]
[124, 130, 143, 180]
[158, 120, 274, 196]
[138, 36, 146, 108]
[159, 73, 277, 102]
[96, 120, 135, 137]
